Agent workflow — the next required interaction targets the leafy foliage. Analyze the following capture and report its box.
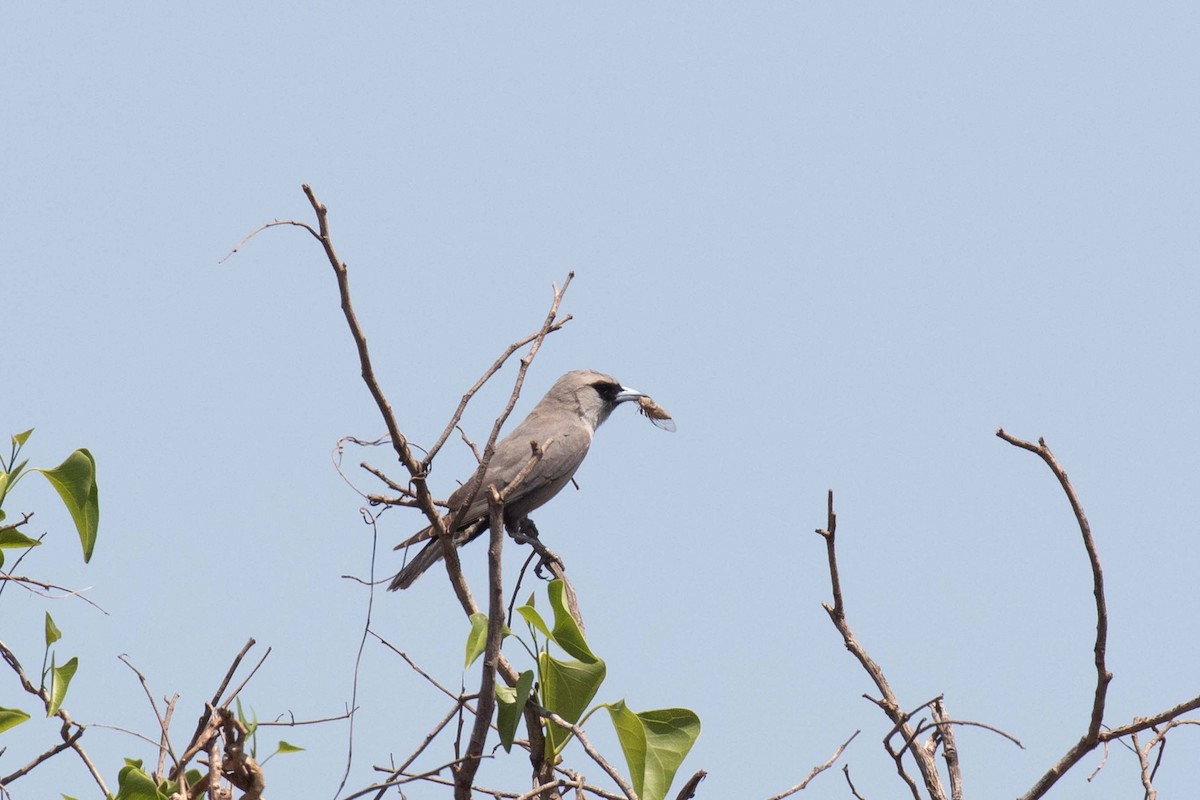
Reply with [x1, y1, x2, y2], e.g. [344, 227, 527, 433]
[476, 580, 702, 797]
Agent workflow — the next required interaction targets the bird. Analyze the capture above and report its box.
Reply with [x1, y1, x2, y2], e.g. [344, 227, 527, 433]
[388, 369, 666, 590]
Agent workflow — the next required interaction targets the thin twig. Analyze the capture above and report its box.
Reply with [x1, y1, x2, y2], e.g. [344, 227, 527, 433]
[765, 730, 859, 800]
[361, 702, 468, 800]
[539, 707, 637, 800]
[906, 717, 1024, 751]
[298, 184, 444, 538]
[434, 273, 574, 610]
[219, 218, 321, 263]
[422, 281, 575, 469]
[360, 463, 420, 497]
[117, 655, 179, 776]
[0, 729, 82, 785]
[175, 639, 256, 775]
[333, 508, 378, 800]
[672, 770, 707, 800]
[0, 575, 108, 613]
[219, 645, 272, 707]
[843, 765, 867, 800]
[1131, 731, 1156, 800]
[815, 492, 943, 800]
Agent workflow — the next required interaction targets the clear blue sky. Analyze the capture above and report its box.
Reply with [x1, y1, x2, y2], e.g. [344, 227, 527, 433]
[6, 4, 1200, 798]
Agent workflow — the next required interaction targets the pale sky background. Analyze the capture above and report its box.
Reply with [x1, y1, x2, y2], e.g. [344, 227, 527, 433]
[5, 4, 1200, 799]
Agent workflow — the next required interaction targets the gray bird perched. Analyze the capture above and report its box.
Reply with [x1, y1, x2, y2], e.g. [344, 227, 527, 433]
[388, 369, 668, 591]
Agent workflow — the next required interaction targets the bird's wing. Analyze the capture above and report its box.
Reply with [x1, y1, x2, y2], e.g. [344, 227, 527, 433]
[449, 425, 590, 521]
[393, 522, 436, 550]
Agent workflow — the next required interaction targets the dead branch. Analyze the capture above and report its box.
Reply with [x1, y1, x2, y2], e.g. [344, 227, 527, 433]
[1100, 694, 1200, 741]
[219, 218, 321, 263]
[842, 764, 867, 800]
[423, 288, 575, 469]
[539, 706, 638, 800]
[815, 491, 945, 800]
[997, 430, 1111, 733]
[673, 769, 707, 800]
[174, 638, 257, 777]
[456, 488, 508, 798]
[289, 185, 445, 542]
[932, 699, 961, 800]
[118, 654, 179, 778]
[997, 430, 1115, 800]
[435, 274, 574, 591]
[765, 730, 859, 800]
[0, 574, 108, 613]
[0, 728, 83, 786]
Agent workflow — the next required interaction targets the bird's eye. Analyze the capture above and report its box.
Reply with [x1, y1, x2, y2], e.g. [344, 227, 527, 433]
[593, 381, 621, 401]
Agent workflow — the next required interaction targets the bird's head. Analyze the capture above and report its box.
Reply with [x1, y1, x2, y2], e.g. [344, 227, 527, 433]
[547, 369, 651, 431]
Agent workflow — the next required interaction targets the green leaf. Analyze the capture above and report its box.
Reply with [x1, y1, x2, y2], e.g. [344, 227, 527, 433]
[155, 778, 180, 797]
[465, 611, 489, 668]
[547, 580, 597, 662]
[13, 429, 33, 448]
[0, 705, 31, 733]
[0, 525, 41, 549]
[4, 457, 31, 493]
[33, 449, 98, 561]
[540, 652, 605, 756]
[275, 740, 304, 753]
[495, 669, 535, 753]
[605, 702, 701, 800]
[46, 656, 78, 717]
[236, 698, 259, 738]
[113, 761, 168, 800]
[517, 601, 553, 641]
[45, 612, 61, 646]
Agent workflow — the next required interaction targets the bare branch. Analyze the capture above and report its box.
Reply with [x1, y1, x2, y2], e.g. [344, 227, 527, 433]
[1100, 694, 1200, 740]
[932, 699, 962, 800]
[175, 638, 257, 775]
[0, 728, 83, 786]
[0, 574, 108, 613]
[435, 273, 574, 568]
[539, 706, 638, 800]
[456, 487, 508, 798]
[219, 218, 321, 263]
[673, 770, 707, 800]
[997, 430, 1114, 800]
[118, 655, 179, 777]
[905, 717, 1024, 751]
[296, 184, 445, 539]
[1131, 731, 1156, 800]
[0, 640, 107, 794]
[360, 462, 421, 497]
[815, 492, 944, 800]
[842, 765, 867, 800]
[423, 277, 575, 469]
[765, 730, 859, 800]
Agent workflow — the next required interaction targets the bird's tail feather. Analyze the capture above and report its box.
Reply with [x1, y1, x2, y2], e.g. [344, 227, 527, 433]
[389, 538, 445, 590]
[388, 519, 489, 591]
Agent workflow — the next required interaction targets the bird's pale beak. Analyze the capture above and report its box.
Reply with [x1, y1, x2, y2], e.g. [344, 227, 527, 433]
[615, 386, 647, 404]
